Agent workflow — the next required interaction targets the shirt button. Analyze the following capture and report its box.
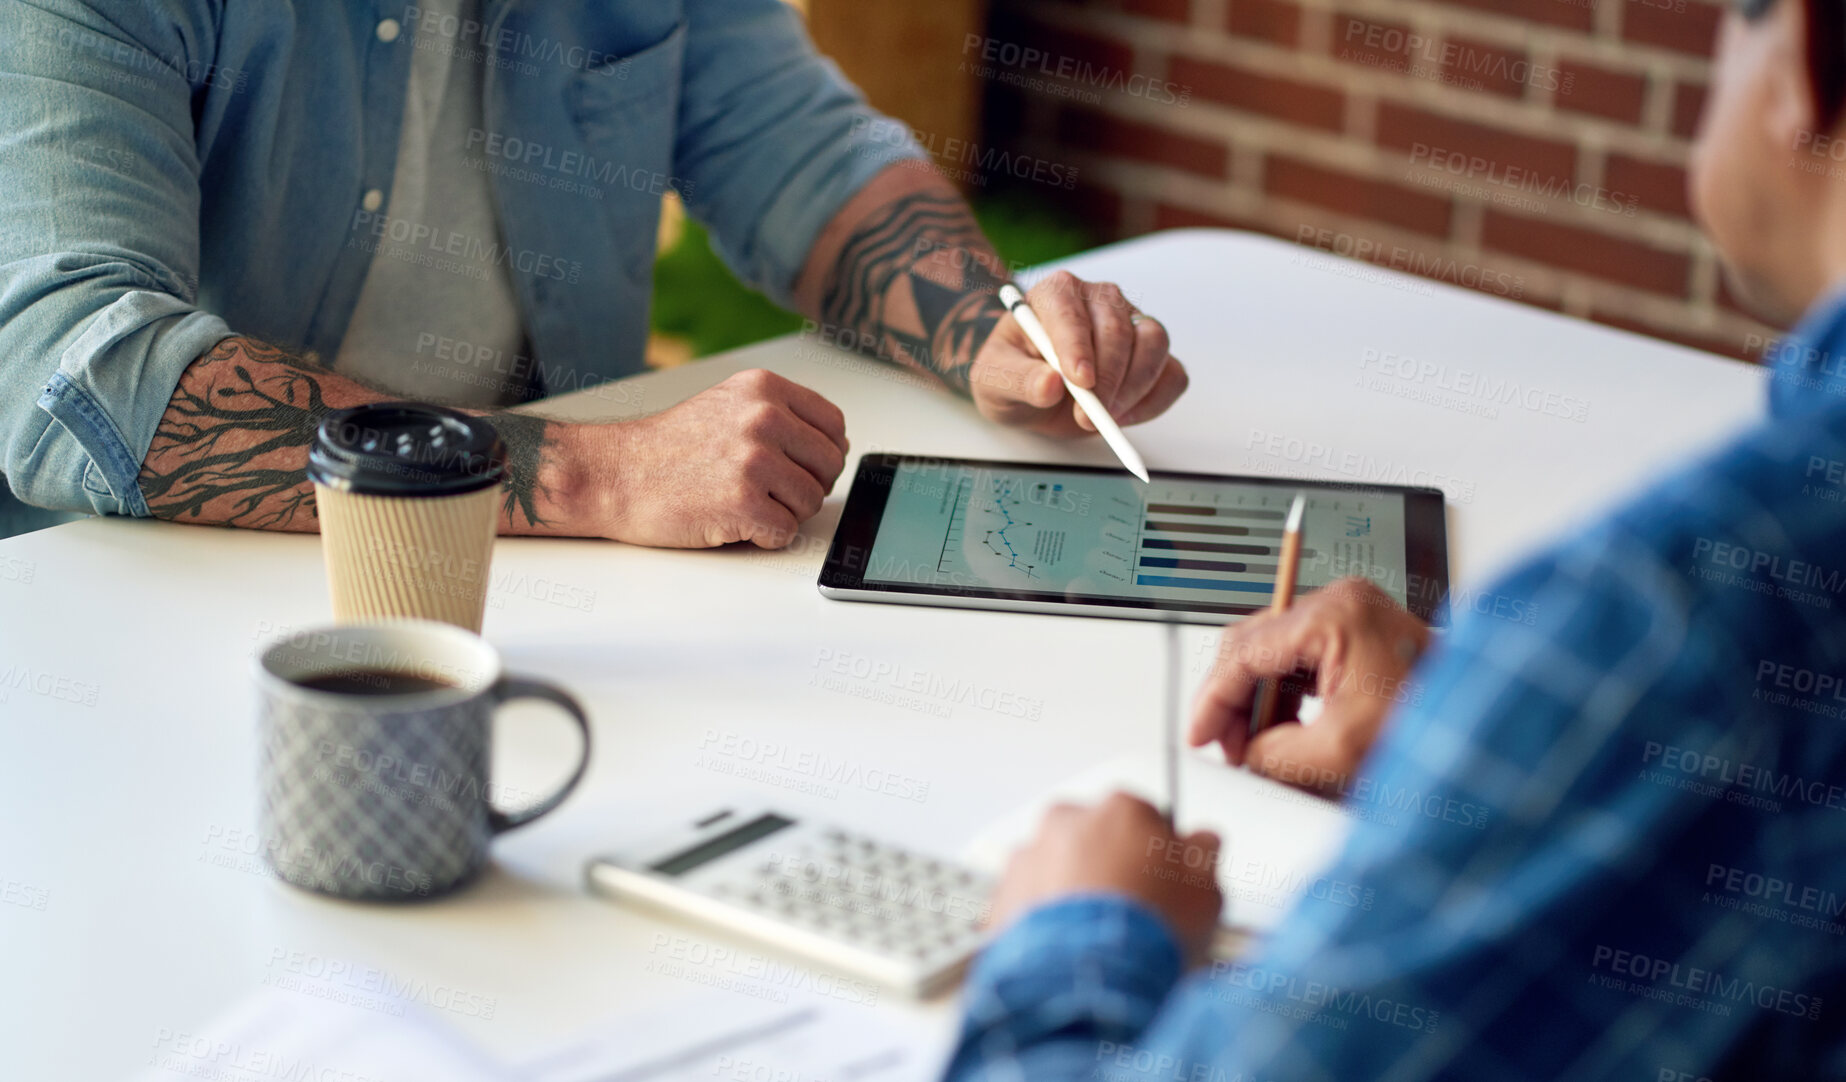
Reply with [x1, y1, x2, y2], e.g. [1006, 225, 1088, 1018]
[375, 19, 401, 43]
[361, 189, 384, 212]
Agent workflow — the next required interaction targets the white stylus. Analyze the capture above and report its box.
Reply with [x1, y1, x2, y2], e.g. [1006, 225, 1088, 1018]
[998, 283, 1150, 483]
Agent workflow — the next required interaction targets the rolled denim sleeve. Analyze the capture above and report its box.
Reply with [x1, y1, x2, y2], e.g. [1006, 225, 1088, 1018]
[671, 0, 927, 307]
[0, 0, 233, 516]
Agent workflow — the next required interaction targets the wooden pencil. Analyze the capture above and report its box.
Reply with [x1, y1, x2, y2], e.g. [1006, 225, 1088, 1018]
[1250, 493, 1307, 735]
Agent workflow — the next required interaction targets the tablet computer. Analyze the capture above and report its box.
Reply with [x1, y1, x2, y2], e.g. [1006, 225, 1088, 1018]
[819, 454, 1450, 625]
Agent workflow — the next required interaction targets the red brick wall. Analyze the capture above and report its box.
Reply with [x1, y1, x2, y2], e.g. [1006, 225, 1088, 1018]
[973, 0, 1778, 359]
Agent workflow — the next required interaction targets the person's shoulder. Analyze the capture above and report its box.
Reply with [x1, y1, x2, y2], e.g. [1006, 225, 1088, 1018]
[1601, 401, 1846, 555]
[1435, 402, 1846, 670]
[1539, 402, 1846, 660]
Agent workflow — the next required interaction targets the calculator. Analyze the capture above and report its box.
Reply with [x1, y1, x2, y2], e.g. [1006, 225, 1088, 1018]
[585, 806, 994, 997]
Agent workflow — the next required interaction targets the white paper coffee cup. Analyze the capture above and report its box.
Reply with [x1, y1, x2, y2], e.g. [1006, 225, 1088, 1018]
[308, 404, 507, 633]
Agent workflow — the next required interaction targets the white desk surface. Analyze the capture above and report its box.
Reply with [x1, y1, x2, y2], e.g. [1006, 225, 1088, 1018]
[0, 230, 1766, 1079]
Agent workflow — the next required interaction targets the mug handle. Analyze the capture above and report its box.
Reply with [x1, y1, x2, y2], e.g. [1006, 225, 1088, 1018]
[486, 675, 593, 834]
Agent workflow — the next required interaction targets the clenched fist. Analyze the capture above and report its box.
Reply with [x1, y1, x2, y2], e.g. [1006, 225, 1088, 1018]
[572, 369, 849, 549]
[987, 793, 1223, 966]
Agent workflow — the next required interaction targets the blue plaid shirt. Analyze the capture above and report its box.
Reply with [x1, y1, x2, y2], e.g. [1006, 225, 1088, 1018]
[946, 296, 1846, 1082]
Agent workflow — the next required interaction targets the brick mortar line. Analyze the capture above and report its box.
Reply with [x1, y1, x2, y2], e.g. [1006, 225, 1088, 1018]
[1069, 151, 1704, 270]
[1078, 155, 1270, 212]
[1043, 75, 1693, 171]
[1593, 0, 1625, 38]
[1032, 92, 1699, 243]
[1641, 61, 1678, 131]
[1577, 138, 1607, 188]
[1350, 0, 1715, 75]
[1011, 0, 1713, 81]
[1080, 154, 1510, 255]
[1689, 239, 1720, 306]
[1010, 51, 1699, 161]
[1452, 195, 1485, 248]
[1292, 56, 1694, 149]
[1560, 278, 1597, 316]
[1214, 192, 1581, 302]
[1000, 3, 1706, 150]
[1193, 0, 1231, 32]
[1399, 162, 1702, 240]
[1128, 164, 1770, 351]
[1582, 291, 1769, 343]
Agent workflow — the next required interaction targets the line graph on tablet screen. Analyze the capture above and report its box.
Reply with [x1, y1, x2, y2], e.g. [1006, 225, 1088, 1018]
[935, 471, 1132, 585]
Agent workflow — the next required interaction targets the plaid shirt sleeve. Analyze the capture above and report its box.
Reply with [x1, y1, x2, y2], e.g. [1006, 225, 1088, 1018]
[946, 337, 1846, 1080]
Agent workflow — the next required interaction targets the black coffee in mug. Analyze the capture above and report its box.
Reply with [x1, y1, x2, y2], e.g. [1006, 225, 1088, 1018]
[294, 668, 459, 696]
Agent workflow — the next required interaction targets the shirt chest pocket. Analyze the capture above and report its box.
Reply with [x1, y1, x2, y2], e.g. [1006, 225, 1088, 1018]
[565, 20, 687, 279]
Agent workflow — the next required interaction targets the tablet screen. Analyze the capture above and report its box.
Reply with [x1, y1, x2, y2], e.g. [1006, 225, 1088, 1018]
[828, 456, 1447, 622]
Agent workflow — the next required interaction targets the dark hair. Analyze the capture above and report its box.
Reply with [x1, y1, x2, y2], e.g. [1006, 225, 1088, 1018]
[1750, 0, 1846, 128]
[1806, 0, 1846, 128]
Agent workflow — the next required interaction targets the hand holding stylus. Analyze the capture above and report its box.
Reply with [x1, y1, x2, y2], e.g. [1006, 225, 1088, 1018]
[1189, 577, 1431, 796]
[966, 272, 1188, 445]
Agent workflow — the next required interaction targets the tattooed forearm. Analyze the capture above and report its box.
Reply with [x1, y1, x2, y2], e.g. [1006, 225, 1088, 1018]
[138, 338, 331, 529]
[486, 411, 552, 528]
[137, 336, 555, 532]
[810, 171, 1008, 394]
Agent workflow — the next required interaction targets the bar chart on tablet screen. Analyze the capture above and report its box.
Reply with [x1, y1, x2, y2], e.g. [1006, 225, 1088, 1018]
[1130, 481, 1409, 608]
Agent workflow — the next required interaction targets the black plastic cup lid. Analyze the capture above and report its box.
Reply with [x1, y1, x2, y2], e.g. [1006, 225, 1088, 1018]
[307, 404, 507, 497]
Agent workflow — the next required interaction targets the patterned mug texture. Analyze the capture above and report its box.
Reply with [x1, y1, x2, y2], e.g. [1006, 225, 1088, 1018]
[256, 620, 590, 900]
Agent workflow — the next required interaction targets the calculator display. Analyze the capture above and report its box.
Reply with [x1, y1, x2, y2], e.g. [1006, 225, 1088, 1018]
[649, 813, 795, 877]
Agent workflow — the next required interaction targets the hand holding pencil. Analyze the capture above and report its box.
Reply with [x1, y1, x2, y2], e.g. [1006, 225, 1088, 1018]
[1187, 567, 1433, 797]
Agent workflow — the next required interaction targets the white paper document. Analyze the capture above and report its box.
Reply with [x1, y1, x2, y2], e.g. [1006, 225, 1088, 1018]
[964, 752, 1354, 933]
[521, 989, 951, 1082]
[129, 984, 950, 1082]
[130, 986, 515, 1082]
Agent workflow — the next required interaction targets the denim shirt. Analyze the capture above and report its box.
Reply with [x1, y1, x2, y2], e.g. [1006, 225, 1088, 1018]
[0, 0, 921, 519]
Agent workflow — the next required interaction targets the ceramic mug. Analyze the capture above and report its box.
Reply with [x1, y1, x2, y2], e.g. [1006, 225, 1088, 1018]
[255, 619, 590, 900]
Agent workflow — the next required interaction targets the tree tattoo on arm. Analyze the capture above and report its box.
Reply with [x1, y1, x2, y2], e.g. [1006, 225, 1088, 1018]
[818, 189, 1009, 394]
[137, 337, 555, 531]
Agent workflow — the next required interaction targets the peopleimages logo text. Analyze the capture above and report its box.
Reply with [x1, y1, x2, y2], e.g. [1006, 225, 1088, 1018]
[1642, 741, 1846, 811]
[1590, 945, 1822, 1020]
[1359, 348, 1590, 421]
[1408, 143, 1637, 216]
[1691, 538, 1846, 596]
